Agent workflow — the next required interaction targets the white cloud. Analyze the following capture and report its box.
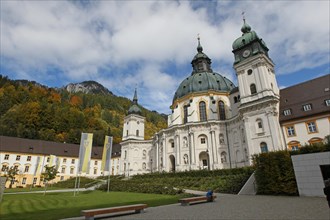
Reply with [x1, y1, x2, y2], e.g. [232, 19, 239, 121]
[1, 1, 329, 113]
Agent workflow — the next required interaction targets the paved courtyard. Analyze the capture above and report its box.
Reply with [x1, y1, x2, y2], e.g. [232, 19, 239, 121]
[66, 191, 330, 220]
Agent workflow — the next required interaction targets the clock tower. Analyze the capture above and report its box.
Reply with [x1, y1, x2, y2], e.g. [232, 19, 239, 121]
[232, 18, 285, 155]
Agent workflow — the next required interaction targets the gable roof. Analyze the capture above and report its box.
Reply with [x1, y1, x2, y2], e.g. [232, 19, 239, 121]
[0, 136, 121, 159]
[279, 74, 330, 123]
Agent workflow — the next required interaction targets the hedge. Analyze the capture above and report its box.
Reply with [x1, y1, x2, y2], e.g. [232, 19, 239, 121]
[98, 167, 254, 195]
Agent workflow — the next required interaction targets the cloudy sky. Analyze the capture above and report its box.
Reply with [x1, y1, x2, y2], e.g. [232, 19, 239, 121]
[1, 1, 329, 114]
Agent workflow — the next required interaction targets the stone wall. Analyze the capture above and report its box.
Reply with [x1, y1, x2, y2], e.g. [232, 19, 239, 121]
[291, 152, 330, 197]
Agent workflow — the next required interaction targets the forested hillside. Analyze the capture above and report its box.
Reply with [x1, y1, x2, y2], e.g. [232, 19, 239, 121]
[0, 75, 167, 145]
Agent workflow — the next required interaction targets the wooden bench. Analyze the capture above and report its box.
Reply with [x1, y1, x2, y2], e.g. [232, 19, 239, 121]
[178, 195, 217, 206]
[81, 204, 148, 220]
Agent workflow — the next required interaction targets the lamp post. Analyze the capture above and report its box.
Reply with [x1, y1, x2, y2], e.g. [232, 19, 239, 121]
[150, 159, 153, 173]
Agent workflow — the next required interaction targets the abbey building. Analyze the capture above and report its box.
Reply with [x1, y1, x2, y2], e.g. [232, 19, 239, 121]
[1, 20, 329, 187]
[120, 19, 288, 176]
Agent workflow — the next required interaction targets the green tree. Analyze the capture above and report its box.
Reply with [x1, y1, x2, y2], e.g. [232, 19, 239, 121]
[41, 165, 59, 195]
[3, 166, 19, 188]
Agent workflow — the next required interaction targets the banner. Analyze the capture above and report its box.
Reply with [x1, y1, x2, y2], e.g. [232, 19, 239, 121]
[34, 156, 43, 176]
[78, 133, 93, 174]
[101, 136, 113, 172]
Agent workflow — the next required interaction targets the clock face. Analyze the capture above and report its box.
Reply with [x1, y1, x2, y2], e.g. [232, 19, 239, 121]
[242, 49, 251, 58]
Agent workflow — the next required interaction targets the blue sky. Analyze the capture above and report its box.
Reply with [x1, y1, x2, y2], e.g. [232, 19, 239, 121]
[1, 1, 329, 114]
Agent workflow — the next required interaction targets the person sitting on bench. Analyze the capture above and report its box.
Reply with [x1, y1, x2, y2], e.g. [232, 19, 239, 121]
[206, 189, 214, 202]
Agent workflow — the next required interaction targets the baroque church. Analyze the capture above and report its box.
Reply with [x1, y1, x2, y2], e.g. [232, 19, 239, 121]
[119, 19, 286, 176]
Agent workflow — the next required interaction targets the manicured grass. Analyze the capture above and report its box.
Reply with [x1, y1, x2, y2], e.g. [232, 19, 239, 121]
[0, 190, 183, 220]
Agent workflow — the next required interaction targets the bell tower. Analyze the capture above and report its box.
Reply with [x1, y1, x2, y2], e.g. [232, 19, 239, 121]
[232, 17, 285, 155]
[122, 89, 145, 141]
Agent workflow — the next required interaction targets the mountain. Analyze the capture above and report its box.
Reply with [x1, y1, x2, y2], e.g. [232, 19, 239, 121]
[0, 75, 167, 145]
[63, 81, 113, 95]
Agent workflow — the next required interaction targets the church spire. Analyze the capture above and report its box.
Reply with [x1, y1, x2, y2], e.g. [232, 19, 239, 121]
[197, 34, 203, 53]
[133, 88, 138, 105]
[128, 88, 142, 115]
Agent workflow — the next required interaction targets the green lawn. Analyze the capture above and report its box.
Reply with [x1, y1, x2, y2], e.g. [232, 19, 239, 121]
[0, 190, 183, 220]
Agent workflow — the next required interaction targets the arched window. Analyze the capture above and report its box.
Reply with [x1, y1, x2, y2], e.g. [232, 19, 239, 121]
[136, 130, 139, 137]
[288, 141, 301, 151]
[124, 150, 127, 159]
[220, 152, 227, 163]
[218, 101, 226, 120]
[199, 101, 207, 121]
[260, 142, 268, 153]
[142, 162, 146, 170]
[142, 150, 146, 159]
[234, 96, 238, 103]
[250, 84, 257, 95]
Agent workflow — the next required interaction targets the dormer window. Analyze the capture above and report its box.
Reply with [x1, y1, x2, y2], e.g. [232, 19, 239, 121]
[325, 99, 330, 106]
[303, 104, 312, 111]
[283, 109, 291, 116]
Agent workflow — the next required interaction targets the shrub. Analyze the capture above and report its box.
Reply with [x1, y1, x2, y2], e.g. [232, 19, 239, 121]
[253, 151, 298, 195]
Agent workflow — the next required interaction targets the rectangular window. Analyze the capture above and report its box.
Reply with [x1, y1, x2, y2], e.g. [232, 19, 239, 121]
[27, 156, 31, 161]
[202, 159, 207, 167]
[22, 177, 27, 185]
[33, 177, 37, 184]
[307, 121, 317, 133]
[201, 138, 206, 144]
[94, 169, 97, 175]
[60, 176, 64, 181]
[63, 158, 67, 163]
[47, 157, 50, 162]
[11, 178, 16, 185]
[94, 161, 98, 166]
[286, 126, 296, 136]
[71, 159, 75, 164]
[325, 99, 330, 106]
[16, 155, 21, 161]
[171, 142, 174, 148]
[283, 109, 291, 116]
[24, 166, 29, 173]
[303, 104, 312, 111]
[183, 105, 188, 124]
[70, 167, 74, 174]
[61, 167, 65, 174]
[4, 154, 9, 160]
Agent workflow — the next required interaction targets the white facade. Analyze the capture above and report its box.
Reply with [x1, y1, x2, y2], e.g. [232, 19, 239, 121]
[120, 21, 286, 176]
[0, 150, 120, 188]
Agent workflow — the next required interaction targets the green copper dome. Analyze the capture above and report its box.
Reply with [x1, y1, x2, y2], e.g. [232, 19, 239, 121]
[173, 37, 235, 102]
[232, 19, 267, 51]
[128, 89, 142, 115]
[173, 71, 235, 102]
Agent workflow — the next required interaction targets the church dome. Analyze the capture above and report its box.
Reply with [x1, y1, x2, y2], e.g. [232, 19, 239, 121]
[173, 71, 235, 102]
[173, 37, 235, 102]
[128, 104, 142, 115]
[232, 19, 267, 51]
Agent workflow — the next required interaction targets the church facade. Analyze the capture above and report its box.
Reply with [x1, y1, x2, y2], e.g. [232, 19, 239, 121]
[119, 19, 286, 176]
